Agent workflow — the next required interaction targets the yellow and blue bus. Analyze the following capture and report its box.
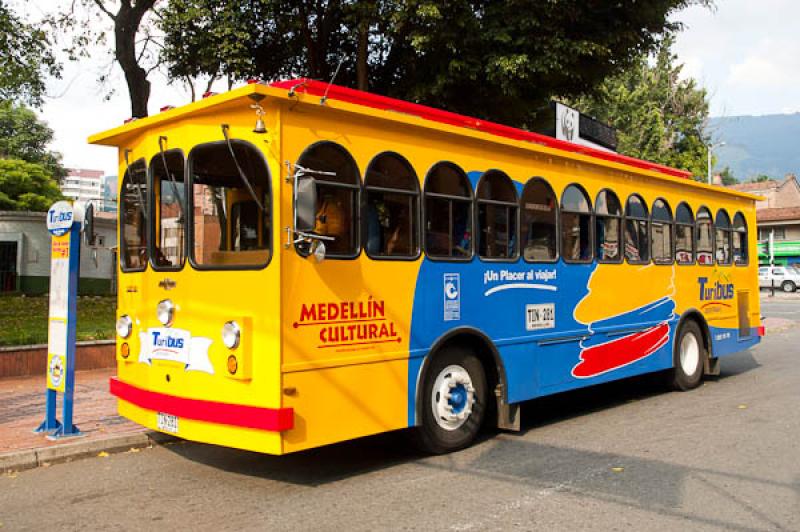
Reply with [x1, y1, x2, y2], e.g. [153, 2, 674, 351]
[91, 79, 763, 454]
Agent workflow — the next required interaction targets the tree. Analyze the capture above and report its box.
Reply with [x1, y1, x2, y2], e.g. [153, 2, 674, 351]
[158, 0, 707, 127]
[0, 159, 63, 212]
[0, 3, 61, 107]
[572, 36, 709, 178]
[49, 1, 159, 118]
[718, 166, 737, 186]
[0, 101, 66, 181]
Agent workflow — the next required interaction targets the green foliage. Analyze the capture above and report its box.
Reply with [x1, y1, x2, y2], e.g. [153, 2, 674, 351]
[0, 3, 61, 107]
[0, 159, 63, 212]
[718, 166, 737, 186]
[749, 174, 772, 183]
[573, 36, 709, 177]
[0, 100, 66, 180]
[158, 0, 706, 126]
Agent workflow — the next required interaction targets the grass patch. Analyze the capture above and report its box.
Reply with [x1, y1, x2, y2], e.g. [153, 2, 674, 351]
[0, 295, 116, 347]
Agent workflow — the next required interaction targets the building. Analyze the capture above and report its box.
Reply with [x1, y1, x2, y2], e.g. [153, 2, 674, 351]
[61, 168, 107, 212]
[0, 210, 117, 295]
[728, 175, 800, 265]
[101, 175, 118, 213]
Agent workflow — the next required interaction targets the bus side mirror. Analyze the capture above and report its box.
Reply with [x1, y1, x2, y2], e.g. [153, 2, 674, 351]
[295, 176, 317, 233]
[84, 203, 97, 246]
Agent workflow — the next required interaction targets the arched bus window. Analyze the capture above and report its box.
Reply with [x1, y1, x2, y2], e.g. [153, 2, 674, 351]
[624, 194, 649, 264]
[733, 212, 748, 266]
[188, 141, 271, 269]
[695, 206, 714, 265]
[595, 189, 622, 263]
[150, 150, 185, 270]
[477, 170, 518, 260]
[424, 162, 473, 259]
[675, 202, 694, 265]
[296, 142, 360, 258]
[521, 177, 558, 262]
[364, 152, 419, 259]
[715, 209, 732, 265]
[651, 198, 673, 265]
[560, 184, 592, 263]
[120, 158, 148, 272]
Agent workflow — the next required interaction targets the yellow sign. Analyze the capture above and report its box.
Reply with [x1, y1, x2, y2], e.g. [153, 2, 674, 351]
[47, 352, 66, 392]
[51, 234, 70, 259]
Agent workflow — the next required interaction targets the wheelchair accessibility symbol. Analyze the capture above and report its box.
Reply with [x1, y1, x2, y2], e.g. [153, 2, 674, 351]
[443, 273, 460, 321]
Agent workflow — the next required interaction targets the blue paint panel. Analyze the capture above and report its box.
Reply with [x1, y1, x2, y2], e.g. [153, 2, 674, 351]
[709, 325, 760, 357]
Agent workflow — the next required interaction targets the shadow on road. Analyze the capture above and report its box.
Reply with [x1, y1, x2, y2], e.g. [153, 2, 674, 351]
[164, 350, 762, 489]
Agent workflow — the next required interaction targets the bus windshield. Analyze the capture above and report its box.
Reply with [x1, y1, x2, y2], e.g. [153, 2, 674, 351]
[189, 141, 271, 268]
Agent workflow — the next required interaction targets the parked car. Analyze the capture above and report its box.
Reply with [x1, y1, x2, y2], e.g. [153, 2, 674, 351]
[758, 266, 800, 292]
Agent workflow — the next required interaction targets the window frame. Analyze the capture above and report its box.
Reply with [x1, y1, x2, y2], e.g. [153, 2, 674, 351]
[422, 161, 475, 262]
[362, 151, 421, 261]
[520, 176, 560, 264]
[733, 211, 749, 266]
[715, 208, 733, 266]
[594, 188, 623, 265]
[476, 169, 519, 263]
[149, 148, 187, 272]
[650, 197, 674, 266]
[119, 157, 149, 273]
[695, 205, 714, 267]
[674, 202, 695, 265]
[186, 139, 273, 272]
[560, 183, 593, 264]
[295, 140, 362, 260]
[624, 193, 650, 265]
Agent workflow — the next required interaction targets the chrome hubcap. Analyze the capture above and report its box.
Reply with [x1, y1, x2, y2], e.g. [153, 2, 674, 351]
[431, 364, 475, 431]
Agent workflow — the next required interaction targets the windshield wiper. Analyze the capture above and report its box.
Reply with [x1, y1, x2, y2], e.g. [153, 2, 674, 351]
[157, 136, 185, 221]
[124, 149, 148, 222]
[221, 124, 264, 213]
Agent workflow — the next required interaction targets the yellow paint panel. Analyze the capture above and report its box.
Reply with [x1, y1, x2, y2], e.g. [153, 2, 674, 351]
[281, 359, 408, 452]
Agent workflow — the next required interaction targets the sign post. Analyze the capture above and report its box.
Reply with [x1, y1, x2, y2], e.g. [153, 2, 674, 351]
[35, 200, 84, 439]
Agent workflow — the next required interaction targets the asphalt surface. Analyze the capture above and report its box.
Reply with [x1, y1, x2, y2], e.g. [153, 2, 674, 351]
[1, 299, 799, 531]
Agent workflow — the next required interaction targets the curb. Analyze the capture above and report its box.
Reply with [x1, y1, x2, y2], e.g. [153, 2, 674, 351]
[0, 431, 176, 474]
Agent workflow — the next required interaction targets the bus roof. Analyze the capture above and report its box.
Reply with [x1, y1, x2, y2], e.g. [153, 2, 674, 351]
[89, 78, 760, 202]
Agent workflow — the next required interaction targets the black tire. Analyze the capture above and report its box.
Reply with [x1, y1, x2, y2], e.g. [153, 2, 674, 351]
[668, 320, 706, 391]
[415, 347, 487, 454]
[781, 281, 796, 293]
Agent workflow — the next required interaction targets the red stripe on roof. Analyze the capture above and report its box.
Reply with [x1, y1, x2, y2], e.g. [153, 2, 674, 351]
[269, 78, 692, 180]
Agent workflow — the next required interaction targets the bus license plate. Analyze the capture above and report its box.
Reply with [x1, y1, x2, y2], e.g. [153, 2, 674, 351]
[157, 412, 179, 433]
[526, 303, 555, 331]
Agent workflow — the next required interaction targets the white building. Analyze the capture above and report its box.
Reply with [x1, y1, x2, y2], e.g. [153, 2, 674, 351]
[61, 168, 107, 212]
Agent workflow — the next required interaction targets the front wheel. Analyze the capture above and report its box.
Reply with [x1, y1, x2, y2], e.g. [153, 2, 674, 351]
[416, 347, 487, 454]
[781, 281, 796, 293]
[668, 321, 706, 391]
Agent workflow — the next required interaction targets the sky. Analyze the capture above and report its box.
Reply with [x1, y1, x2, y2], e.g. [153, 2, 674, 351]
[17, 0, 800, 176]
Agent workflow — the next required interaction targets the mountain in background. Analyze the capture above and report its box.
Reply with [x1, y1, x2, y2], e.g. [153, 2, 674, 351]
[709, 114, 800, 181]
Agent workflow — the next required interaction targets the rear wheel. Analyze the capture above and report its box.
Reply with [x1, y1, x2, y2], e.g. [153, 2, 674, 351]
[669, 320, 706, 391]
[781, 281, 796, 293]
[416, 347, 487, 454]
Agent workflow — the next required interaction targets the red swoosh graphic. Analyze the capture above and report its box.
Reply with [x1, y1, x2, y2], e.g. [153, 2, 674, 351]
[572, 323, 670, 378]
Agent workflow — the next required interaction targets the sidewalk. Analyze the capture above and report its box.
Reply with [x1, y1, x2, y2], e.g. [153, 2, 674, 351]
[0, 368, 161, 473]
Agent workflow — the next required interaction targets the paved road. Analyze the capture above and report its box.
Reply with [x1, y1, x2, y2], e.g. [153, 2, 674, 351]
[2, 311, 799, 531]
[760, 292, 800, 320]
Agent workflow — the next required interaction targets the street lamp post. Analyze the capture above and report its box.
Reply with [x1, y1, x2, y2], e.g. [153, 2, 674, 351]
[707, 141, 726, 184]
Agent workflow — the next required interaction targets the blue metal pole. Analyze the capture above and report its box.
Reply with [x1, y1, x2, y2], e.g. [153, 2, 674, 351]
[51, 221, 82, 438]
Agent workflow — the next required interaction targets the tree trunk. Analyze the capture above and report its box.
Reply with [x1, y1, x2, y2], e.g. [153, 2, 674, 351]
[356, 20, 369, 91]
[113, 1, 156, 118]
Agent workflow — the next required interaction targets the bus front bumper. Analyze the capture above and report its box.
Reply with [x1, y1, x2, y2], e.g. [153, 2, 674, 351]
[109, 377, 294, 432]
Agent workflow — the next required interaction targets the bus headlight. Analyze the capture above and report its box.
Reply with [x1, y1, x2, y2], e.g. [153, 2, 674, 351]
[222, 321, 241, 349]
[157, 299, 175, 327]
[116, 315, 133, 338]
